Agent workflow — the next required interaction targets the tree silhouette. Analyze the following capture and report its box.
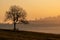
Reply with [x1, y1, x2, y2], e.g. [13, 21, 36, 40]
[5, 5, 27, 31]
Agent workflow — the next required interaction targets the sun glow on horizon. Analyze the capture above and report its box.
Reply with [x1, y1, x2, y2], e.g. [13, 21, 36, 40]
[0, 0, 60, 23]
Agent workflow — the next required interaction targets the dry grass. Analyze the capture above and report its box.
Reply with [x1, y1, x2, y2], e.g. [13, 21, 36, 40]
[0, 29, 60, 40]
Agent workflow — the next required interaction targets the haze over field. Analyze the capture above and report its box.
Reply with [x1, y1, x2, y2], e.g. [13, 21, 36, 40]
[0, 23, 60, 34]
[0, 0, 60, 23]
[0, 0, 60, 34]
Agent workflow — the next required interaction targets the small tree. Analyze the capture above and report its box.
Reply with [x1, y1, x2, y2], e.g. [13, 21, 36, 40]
[5, 5, 27, 31]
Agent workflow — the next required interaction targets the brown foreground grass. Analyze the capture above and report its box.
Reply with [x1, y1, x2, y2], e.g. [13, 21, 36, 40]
[0, 29, 60, 40]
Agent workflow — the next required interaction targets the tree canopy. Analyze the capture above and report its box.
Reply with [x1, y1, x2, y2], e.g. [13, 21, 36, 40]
[5, 5, 27, 23]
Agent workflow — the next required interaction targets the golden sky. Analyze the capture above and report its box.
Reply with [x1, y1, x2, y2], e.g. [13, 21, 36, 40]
[0, 0, 60, 22]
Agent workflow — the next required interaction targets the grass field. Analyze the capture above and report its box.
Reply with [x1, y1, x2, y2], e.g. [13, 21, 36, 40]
[0, 29, 60, 40]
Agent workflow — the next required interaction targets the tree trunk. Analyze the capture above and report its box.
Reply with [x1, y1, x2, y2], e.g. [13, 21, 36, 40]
[14, 22, 16, 31]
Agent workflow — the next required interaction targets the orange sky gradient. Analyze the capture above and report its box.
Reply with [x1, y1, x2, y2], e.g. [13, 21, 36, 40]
[0, 0, 60, 23]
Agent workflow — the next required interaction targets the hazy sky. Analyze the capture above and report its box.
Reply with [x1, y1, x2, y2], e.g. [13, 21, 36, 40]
[0, 0, 60, 22]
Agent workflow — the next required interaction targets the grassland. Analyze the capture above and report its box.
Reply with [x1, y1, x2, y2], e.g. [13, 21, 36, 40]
[0, 29, 60, 40]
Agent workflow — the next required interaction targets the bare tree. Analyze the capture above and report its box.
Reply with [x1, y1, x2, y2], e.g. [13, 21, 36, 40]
[5, 5, 27, 31]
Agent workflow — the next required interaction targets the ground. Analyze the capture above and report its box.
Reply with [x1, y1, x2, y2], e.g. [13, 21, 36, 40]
[0, 29, 60, 40]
